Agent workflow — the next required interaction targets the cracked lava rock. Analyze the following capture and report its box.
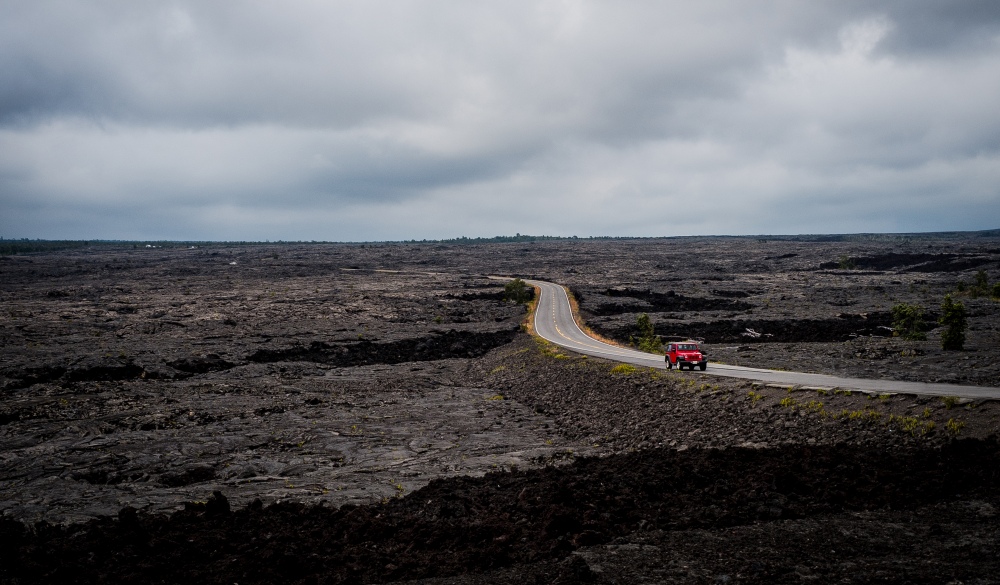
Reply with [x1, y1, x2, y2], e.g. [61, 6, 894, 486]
[2, 236, 1000, 583]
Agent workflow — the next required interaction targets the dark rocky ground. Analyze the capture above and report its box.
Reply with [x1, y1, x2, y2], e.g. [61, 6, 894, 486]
[2, 234, 1000, 583]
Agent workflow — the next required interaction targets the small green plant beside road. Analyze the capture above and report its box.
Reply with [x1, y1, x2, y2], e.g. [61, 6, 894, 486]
[940, 395, 960, 409]
[939, 294, 968, 350]
[535, 338, 569, 359]
[891, 303, 927, 341]
[779, 397, 797, 408]
[504, 278, 532, 304]
[611, 363, 638, 376]
[633, 313, 663, 353]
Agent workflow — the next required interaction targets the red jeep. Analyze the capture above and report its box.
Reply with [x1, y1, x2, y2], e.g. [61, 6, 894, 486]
[665, 341, 707, 371]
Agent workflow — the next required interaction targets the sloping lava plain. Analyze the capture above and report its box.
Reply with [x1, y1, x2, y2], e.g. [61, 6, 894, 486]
[2, 234, 1000, 583]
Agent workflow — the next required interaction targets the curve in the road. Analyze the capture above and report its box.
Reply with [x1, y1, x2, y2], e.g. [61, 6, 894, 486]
[526, 278, 1000, 400]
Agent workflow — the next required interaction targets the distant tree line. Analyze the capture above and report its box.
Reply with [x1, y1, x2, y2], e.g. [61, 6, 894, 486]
[4, 229, 998, 254]
[0, 239, 92, 255]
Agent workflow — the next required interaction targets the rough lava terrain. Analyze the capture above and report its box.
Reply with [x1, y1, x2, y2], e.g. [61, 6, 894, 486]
[2, 234, 999, 583]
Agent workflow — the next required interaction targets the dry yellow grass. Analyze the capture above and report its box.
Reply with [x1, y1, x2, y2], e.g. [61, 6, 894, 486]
[563, 286, 629, 349]
[521, 285, 541, 335]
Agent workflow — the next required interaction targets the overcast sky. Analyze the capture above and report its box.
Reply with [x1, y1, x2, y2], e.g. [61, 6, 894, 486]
[2, 1, 999, 241]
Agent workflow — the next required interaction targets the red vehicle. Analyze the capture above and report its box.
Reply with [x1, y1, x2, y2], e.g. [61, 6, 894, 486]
[665, 341, 707, 371]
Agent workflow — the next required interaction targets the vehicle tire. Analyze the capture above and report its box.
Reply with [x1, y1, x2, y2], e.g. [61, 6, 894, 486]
[666, 359, 673, 370]
[700, 363, 707, 371]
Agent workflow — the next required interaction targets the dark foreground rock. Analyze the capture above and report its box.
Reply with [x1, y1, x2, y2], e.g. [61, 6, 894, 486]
[3, 439, 999, 584]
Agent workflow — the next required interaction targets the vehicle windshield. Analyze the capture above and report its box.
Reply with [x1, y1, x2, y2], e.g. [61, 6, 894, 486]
[678, 344, 697, 350]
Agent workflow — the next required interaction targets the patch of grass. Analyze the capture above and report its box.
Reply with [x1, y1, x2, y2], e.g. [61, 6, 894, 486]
[610, 363, 638, 376]
[520, 285, 541, 335]
[836, 409, 882, 422]
[489, 365, 506, 375]
[535, 337, 564, 359]
[779, 397, 798, 408]
[945, 418, 965, 436]
[940, 395, 960, 409]
[889, 414, 921, 436]
[486, 394, 505, 401]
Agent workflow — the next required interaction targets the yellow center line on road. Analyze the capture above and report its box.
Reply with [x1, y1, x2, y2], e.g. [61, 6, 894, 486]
[529, 280, 666, 364]
[517, 277, 1000, 398]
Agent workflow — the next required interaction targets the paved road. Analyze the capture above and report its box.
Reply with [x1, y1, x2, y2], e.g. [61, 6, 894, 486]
[526, 278, 1000, 400]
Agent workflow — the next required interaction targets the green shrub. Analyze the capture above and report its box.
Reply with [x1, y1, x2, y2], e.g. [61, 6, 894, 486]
[969, 270, 989, 298]
[634, 313, 663, 353]
[504, 278, 531, 304]
[992, 282, 1000, 299]
[939, 295, 968, 351]
[890, 303, 927, 341]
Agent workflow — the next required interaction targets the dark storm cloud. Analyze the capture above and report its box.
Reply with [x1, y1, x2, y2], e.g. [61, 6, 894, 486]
[878, 0, 1000, 54]
[1, 1, 998, 240]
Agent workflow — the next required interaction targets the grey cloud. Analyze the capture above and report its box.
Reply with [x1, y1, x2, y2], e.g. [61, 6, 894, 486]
[1, 1, 999, 240]
[0, 3, 864, 131]
[879, 0, 1000, 55]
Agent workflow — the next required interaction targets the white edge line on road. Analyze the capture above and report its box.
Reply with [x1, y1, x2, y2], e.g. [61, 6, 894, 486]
[514, 277, 1000, 400]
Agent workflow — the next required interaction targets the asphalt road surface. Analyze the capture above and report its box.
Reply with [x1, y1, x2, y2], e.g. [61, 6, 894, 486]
[526, 279, 1000, 400]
